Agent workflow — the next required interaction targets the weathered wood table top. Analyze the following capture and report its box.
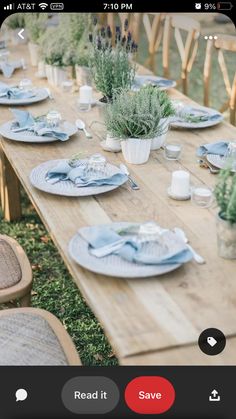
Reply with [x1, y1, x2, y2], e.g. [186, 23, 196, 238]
[1, 45, 236, 365]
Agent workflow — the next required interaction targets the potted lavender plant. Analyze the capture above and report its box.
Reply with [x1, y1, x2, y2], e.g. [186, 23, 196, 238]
[89, 17, 137, 103]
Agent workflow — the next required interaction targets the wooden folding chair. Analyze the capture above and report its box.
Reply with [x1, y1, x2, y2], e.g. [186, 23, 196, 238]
[163, 15, 200, 95]
[0, 234, 32, 307]
[0, 307, 81, 365]
[204, 34, 236, 126]
[142, 13, 166, 73]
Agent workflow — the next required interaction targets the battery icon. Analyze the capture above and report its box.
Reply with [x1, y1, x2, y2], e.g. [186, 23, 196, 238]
[217, 2, 233, 9]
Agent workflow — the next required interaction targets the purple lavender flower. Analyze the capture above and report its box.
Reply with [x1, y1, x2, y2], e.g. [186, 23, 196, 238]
[89, 33, 93, 43]
[92, 15, 98, 26]
[124, 18, 129, 32]
[107, 25, 112, 38]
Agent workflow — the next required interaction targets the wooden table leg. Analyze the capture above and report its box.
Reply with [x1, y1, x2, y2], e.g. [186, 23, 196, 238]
[0, 146, 21, 221]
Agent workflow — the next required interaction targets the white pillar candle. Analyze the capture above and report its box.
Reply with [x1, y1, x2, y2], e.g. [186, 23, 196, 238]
[79, 85, 92, 104]
[171, 170, 190, 196]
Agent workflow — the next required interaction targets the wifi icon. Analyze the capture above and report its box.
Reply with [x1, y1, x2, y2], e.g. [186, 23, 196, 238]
[39, 2, 48, 9]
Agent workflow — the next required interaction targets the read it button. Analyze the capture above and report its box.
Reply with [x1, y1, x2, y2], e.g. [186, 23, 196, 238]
[125, 376, 175, 414]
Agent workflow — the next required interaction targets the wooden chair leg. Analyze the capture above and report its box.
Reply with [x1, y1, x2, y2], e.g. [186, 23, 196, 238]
[0, 148, 21, 221]
[20, 292, 31, 307]
[182, 72, 188, 95]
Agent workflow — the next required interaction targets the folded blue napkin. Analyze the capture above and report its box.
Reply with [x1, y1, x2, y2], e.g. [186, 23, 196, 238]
[0, 82, 35, 100]
[47, 160, 128, 187]
[11, 109, 69, 141]
[79, 225, 193, 265]
[197, 141, 229, 157]
[0, 60, 22, 78]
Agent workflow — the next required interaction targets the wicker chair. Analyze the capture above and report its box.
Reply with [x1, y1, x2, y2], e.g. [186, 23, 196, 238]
[0, 307, 81, 365]
[0, 234, 32, 307]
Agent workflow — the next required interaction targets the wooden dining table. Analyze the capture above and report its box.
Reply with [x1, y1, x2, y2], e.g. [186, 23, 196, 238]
[1, 44, 236, 365]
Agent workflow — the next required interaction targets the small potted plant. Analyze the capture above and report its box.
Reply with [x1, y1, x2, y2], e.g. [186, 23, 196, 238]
[89, 18, 137, 103]
[214, 166, 236, 259]
[150, 90, 175, 150]
[25, 14, 47, 66]
[105, 86, 164, 164]
[5, 14, 26, 45]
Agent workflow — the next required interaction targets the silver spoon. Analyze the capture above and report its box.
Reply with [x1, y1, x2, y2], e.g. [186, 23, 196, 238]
[174, 227, 205, 264]
[76, 119, 93, 139]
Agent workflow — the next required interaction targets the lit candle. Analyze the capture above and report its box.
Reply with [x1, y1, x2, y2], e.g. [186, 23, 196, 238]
[170, 170, 190, 197]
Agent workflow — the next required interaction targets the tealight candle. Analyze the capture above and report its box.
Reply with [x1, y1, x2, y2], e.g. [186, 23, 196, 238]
[170, 170, 190, 197]
[19, 78, 32, 90]
[79, 85, 92, 112]
[164, 143, 182, 160]
[191, 187, 213, 208]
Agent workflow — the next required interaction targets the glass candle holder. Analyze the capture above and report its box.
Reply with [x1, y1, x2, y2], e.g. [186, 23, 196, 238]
[78, 85, 92, 112]
[19, 78, 32, 90]
[138, 222, 162, 243]
[86, 154, 107, 179]
[61, 80, 73, 93]
[46, 110, 62, 128]
[164, 143, 182, 160]
[191, 186, 213, 208]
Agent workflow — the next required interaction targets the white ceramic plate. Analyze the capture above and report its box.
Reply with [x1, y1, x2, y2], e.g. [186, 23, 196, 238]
[132, 75, 176, 91]
[69, 222, 182, 278]
[0, 121, 77, 143]
[170, 104, 223, 129]
[30, 159, 128, 197]
[0, 88, 49, 105]
[207, 154, 236, 172]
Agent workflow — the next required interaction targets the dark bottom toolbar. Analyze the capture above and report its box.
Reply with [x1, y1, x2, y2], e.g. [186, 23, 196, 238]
[1, 366, 234, 419]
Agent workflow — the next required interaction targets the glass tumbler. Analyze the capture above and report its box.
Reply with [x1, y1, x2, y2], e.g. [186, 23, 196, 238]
[86, 154, 107, 179]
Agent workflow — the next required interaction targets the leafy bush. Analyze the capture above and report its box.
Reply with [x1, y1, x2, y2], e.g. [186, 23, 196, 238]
[89, 19, 137, 100]
[104, 85, 172, 139]
[24, 13, 48, 43]
[5, 13, 25, 29]
[214, 167, 236, 223]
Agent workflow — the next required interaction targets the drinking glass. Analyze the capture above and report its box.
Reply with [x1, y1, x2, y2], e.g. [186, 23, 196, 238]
[191, 186, 213, 208]
[86, 154, 107, 179]
[46, 110, 62, 128]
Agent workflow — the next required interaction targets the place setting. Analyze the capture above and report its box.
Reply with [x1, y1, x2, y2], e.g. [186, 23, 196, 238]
[132, 75, 176, 92]
[68, 220, 203, 278]
[197, 140, 236, 173]
[0, 57, 25, 79]
[0, 79, 49, 105]
[30, 153, 129, 197]
[170, 101, 223, 129]
[0, 108, 77, 143]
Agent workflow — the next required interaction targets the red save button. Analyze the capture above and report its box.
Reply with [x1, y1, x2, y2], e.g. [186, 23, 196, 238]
[125, 376, 175, 414]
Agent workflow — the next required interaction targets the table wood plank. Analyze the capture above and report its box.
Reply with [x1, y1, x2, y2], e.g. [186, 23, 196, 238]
[1, 45, 236, 363]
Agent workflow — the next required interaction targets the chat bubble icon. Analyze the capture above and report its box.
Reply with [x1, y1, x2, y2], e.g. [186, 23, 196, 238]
[15, 388, 28, 402]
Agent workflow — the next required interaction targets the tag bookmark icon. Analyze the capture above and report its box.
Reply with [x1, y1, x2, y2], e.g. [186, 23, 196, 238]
[207, 336, 217, 347]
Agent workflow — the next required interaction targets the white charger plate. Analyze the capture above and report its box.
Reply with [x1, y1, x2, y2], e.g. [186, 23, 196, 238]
[207, 154, 236, 172]
[0, 88, 49, 105]
[132, 75, 176, 91]
[30, 159, 128, 197]
[170, 104, 223, 129]
[69, 222, 182, 278]
[0, 121, 77, 143]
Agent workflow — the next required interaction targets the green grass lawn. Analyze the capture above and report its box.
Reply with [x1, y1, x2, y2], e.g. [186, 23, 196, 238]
[0, 16, 235, 365]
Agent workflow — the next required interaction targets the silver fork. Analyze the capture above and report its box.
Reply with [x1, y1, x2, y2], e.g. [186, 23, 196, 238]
[119, 164, 140, 190]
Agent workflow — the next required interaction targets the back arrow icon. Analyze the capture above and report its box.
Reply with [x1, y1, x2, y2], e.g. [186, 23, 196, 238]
[18, 29, 24, 40]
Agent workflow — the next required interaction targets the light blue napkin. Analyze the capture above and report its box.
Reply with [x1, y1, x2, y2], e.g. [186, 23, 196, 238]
[46, 160, 128, 187]
[197, 141, 229, 157]
[11, 109, 69, 141]
[0, 60, 22, 78]
[0, 82, 35, 99]
[79, 225, 193, 265]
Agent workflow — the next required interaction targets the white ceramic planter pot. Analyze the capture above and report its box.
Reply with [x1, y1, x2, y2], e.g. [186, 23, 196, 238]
[216, 215, 236, 259]
[28, 42, 39, 66]
[45, 64, 54, 85]
[36, 61, 47, 78]
[121, 138, 151, 165]
[53, 66, 67, 86]
[151, 118, 170, 151]
[106, 133, 121, 152]
[75, 65, 91, 86]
